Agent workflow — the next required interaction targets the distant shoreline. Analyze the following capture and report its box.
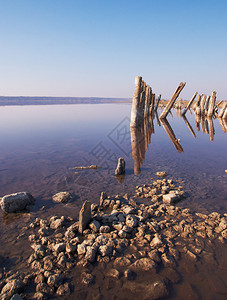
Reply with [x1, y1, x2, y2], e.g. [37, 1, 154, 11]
[0, 96, 132, 106]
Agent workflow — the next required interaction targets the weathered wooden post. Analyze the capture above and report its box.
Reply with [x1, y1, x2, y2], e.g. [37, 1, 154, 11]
[181, 92, 198, 116]
[154, 94, 161, 111]
[160, 82, 186, 119]
[200, 94, 207, 115]
[207, 91, 216, 117]
[195, 94, 201, 115]
[130, 76, 142, 127]
[149, 93, 155, 114]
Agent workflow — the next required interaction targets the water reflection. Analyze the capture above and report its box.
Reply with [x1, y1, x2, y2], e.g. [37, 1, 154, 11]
[131, 110, 226, 175]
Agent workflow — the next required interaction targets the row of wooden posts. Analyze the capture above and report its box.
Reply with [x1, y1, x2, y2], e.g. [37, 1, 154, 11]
[130, 76, 227, 127]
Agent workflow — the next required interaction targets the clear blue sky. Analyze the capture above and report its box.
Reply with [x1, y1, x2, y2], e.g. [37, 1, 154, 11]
[0, 0, 226, 100]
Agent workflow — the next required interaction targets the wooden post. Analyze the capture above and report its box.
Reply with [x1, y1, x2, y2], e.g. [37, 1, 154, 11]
[154, 94, 161, 111]
[144, 85, 150, 118]
[130, 76, 142, 127]
[160, 82, 186, 119]
[200, 94, 206, 115]
[149, 93, 155, 113]
[207, 91, 216, 117]
[181, 92, 197, 116]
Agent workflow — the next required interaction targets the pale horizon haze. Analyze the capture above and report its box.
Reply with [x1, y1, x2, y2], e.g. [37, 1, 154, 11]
[0, 0, 227, 100]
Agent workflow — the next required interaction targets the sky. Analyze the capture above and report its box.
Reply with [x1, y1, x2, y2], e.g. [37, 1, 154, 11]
[0, 0, 227, 100]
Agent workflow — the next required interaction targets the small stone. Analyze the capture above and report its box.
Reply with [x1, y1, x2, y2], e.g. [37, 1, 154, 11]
[85, 245, 98, 263]
[52, 192, 72, 203]
[89, 220, 100, 233]
[146, 280, 169, 299]
[156, 172, 167, 178]
[47, 274, 63, 287]
[1, 279, 24, 297]
[150, 235, 163, 249]
[106, 269, 121, 279]
[124, 269, 137, 281]
[82, 272, 95, 286]
[113, 257, 131, 267]
[131, 258, 157, 272]
[56, 282, 71, 296]
[162, 193, 179, 204]
[99, 225, 110, 233]
[99, 245, 113, 257]
[52, 243, 66, 253]
[77, 244, 87, 255]
[115, 158, 125, 175]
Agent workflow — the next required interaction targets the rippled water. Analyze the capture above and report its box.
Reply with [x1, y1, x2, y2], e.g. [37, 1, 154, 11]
[0, 103, 227, 299]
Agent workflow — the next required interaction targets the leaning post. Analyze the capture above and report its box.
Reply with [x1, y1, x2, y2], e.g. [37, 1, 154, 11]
[160, 82, 186, 119]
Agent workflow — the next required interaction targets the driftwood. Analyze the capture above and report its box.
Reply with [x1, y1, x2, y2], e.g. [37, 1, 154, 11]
[200, 94, 207, 115]
[160, 118, 184, 153]
[207, 117, 215, 141]
[181, 92, 197, 116]
[207, 91, 216, 117]
[160, 82, 186, 119]
[218, 103, 227, 118]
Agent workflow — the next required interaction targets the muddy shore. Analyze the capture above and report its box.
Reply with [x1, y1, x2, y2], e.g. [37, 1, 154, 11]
[0, 175, 226, 300]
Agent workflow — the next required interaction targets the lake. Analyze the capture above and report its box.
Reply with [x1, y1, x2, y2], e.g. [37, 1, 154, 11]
[0, 102, 227, 299]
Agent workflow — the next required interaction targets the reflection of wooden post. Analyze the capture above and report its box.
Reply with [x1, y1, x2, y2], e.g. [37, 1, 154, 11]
[150, 93, 155, 113]
[195, 114, 201, 132]
[130, 76, 142, 127]
[154, 94, 161, 111]
[204, 119, 209, 134]
[204, 95, 210, 115]
[155, 111, 161, 127]
[207, 91, 216, 117]
[218, 103, 227, 118]
[207, 117, 215, 141]
[160, 118, 184, 153]
[200, 117, 206, 133]
[160, 82, 186, 119]
[183, 115, 196, 138]
[218, 118, 227, 133]
[223, 107, 227, 119]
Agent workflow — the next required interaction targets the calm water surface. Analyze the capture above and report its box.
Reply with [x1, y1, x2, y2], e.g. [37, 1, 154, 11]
[0, 103, 227, 299]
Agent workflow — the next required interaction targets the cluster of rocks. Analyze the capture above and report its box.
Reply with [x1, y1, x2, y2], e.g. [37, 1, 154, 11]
[1, 176, 226, 299]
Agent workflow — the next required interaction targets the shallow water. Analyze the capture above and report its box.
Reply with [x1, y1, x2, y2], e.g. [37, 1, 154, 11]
[0, 103, 227, 299]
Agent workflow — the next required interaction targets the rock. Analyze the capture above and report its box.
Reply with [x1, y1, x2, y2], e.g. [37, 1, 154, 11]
[1, 279, 23, 297]
[52, 243, 66, 253]
[150, 235, 163, 249]
[156, 171, 167, 178]
[0, 192, 35, 213]
[115, 158, 125, 175]
[124, 269, 136, 280]
[106, 269, 121, 279]
[36, 282, 53, 294]
[52, 192, 72, 203]
[81, 272, 95, 286]
[99, 225, 110, 233]
[47, 274, 63, 287]
[77, 244, 86, 255]
[56, 282, 70, 296]
[50, 218, 64, 230]
[100, 192, 108, 207]
[113, 257, 131, 267]
[85, 246, 98, 263]
[79, 201, 91, 234]
[126, 215, 138, 228]
[162, 193, 180, 204]
[99, 245, 113, 257]
[131, 258, 157, 272]
[161, 253, 176, 268]
[66, 238, 79, 253]
[146, 280, 169, 299]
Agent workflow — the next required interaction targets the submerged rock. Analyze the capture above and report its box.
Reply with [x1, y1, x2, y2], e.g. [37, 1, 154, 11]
[52, 192, 72, 203]
[0, 192, 35, 213]
[156, 171, 167, 177]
